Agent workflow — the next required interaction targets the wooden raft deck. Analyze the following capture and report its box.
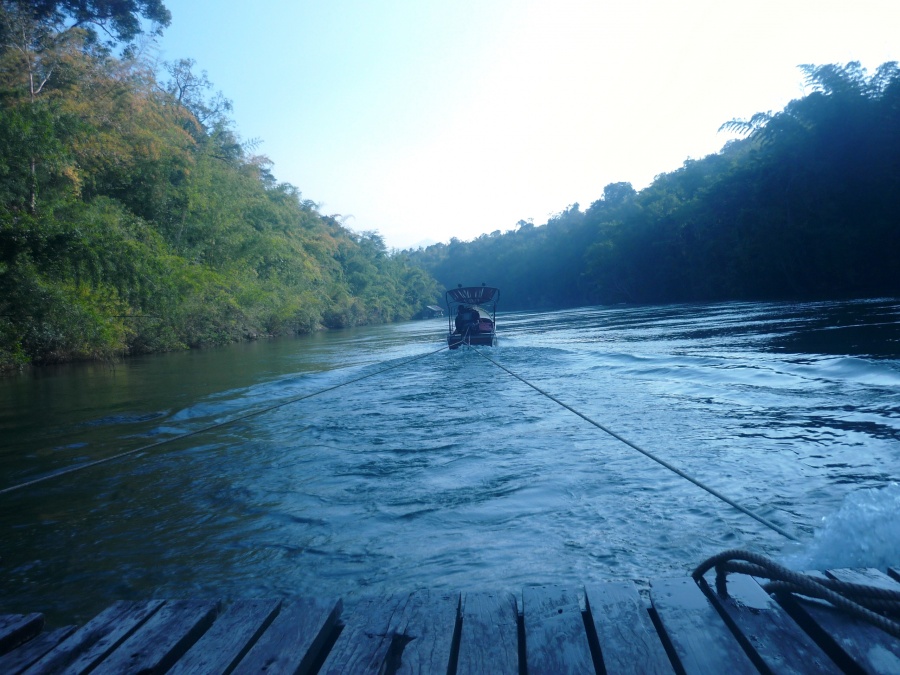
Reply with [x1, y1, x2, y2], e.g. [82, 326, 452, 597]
[2, 566, 899, 674]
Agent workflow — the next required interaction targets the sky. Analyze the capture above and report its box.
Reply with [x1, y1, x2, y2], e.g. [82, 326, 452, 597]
[153, 1, 898, 249]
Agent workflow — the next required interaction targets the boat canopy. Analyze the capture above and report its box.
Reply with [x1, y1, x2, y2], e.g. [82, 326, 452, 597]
[446, 286, 499, 305]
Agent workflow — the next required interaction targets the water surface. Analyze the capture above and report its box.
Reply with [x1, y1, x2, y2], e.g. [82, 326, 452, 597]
[2, 299, 899, 624]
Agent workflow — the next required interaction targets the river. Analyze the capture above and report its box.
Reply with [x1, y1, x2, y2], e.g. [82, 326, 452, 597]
[2, 298, 899, 625]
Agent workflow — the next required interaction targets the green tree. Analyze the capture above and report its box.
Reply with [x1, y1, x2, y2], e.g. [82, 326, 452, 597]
[0, 20, 443, 369]
[411, 62, 900, 307]
[4, 0, 170, 44]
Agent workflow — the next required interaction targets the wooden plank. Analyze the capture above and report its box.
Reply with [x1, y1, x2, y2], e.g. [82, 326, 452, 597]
[168, 599, 282, 675]
[0, 614, 44, 655]
[522, 584, 595, 675]
[231, 597, 342, 675]
[320, 595, 405, 674]
[455, 591, 518, 675]
[584, 582, 673, 675]
[649, 577, 757, 675]
[89, 600, 218, 674]
[774, 569, 900, 675]
[698, 572, 841, 674]
[24, 599, 165, 674]
[321, 591, 459, 675]
[0, 616, 22, 632]
[825, 566, 900, 590]
[823, 568, 900, 674]
[389, 590, 459, 675]
[0, 626, 76, 675]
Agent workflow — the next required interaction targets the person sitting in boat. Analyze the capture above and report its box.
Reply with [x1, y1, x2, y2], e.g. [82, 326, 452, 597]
[454, 305, 468, 334]
[455, 306, 477, 334]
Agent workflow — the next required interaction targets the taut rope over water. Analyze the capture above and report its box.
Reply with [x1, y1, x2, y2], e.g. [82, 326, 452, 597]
[465, 344, 800, 542]
[0, 344, 450, 497]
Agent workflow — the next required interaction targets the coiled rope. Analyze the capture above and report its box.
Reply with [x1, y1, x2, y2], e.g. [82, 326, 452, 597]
[464, 344, 799, 542]
[694, 549, 900, 639]
[0, 343, 449, 496]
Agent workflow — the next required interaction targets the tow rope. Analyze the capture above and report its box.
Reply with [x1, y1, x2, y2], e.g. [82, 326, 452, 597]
[0, 344, 450, 496]
[465, 344, 799, 542]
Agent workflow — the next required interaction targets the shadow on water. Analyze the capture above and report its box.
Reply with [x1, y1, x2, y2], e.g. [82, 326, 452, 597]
[766, 299, 900, 358]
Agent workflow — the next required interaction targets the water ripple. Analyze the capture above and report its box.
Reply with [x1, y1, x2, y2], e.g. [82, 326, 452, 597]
[1, 299, 899, 624]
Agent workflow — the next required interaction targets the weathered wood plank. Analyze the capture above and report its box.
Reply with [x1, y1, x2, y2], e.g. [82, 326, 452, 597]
[826, 566, 900, 589]
[0, 625, 76, 675]
[823, 568, 900, 675]
[320, 591, 459, 674]
[11, 567, 900, 674]
[774, 569, 900, 675]
[89, 600, 218, 675]
[0, 616, 23, 633]
[387, 590, 460, 675]
[649, 577, 757, 675]
[522, 584, 595, 675]
[24, 599, 165, 674]
[0, 614, 44, 655]
[698, 572, 841, 674]
[584, 582, 673, 675]
[168, 599, 282, 675]
[319, 595, 405, 674]
[456, 591, 519, 675]
[231, 597, 342, 675]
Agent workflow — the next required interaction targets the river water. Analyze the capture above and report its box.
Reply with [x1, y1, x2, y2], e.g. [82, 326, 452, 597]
[2, 299, 900, 625]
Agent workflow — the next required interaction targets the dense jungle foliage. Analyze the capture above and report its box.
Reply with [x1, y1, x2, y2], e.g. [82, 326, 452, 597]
[0, 1, 440, 369]
[410, 62, 900, 310]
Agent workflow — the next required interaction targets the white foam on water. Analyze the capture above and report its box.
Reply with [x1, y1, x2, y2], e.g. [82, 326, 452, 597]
[781, 482, 900, 570]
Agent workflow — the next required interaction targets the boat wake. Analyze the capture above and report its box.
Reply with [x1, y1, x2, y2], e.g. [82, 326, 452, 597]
[781, 482, 900, 570]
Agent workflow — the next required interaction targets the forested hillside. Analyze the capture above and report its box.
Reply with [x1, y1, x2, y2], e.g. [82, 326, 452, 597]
[0, 1, 440, 369]
[4, 1, 897, 371]
[410, 62, 900, 309]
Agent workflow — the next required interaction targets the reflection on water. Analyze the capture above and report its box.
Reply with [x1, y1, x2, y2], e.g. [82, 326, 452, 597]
[1, 298, 899, 625]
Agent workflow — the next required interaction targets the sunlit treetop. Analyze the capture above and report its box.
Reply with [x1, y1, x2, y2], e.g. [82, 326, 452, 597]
[6, 0, 171, 43]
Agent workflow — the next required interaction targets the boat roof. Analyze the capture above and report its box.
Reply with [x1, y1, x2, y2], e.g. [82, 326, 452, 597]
[446, 286, 499, 305]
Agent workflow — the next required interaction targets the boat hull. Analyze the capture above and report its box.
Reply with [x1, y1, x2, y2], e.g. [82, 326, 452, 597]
[448, 333, 496, 349]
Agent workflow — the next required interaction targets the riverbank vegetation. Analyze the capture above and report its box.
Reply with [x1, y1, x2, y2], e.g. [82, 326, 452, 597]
[0, 2, 440, 369]
[4, 2, 897, 370]
[410, 62, 900, 309]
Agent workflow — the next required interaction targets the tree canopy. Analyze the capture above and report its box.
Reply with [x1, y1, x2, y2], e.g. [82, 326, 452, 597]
[409, 61, 900, 309]
[4, 0, 171, 43]
[3, 20, 897, 372]
[0, 15, 441, 369]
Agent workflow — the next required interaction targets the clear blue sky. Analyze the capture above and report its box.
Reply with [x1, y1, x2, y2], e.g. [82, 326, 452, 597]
[153, 1, 898, 249]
